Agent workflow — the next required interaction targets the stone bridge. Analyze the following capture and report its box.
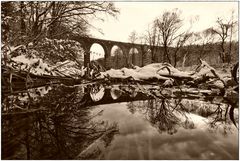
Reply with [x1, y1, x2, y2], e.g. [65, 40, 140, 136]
[72, 36, 164, 69]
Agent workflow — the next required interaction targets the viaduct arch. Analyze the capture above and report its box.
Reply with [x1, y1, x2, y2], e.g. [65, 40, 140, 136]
[71, 36, 164, 69]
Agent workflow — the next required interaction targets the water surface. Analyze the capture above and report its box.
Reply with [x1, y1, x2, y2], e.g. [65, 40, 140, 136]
[89, 101, 238, 160]
[1, 84, 238, 160]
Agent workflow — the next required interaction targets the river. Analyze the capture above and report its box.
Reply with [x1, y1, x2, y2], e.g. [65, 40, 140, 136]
[1, 84, 238, 160]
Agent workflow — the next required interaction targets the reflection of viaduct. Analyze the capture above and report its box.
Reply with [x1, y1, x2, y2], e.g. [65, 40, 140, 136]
[72, 36, 164, 69]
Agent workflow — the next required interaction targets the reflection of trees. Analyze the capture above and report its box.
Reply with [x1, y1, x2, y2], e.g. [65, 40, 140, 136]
[2, 85, 52, 113]
[127, 98, 237, 136]
[2, 85, 119, 159]
[145, 99, 180, 135]
[206, 104, 238, 135]
[179, 99, 238, 134]
[127, 99, 186, 135]
[126, 102, 137, 114]
[127, 99, 205, 134]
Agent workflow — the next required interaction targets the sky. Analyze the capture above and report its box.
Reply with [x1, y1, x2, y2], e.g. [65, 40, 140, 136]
[89, 1, 238, 60]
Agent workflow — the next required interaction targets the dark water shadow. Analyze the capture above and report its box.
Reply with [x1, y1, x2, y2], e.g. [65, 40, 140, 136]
[2, 85, 119, 160]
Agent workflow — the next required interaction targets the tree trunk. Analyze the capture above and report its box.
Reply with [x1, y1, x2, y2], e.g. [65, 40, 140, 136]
[48, 2, 62, 39]
[163, 44, 167, 63]
[166, 49, 171, 64]
[151, 47, 155, 63]
[228, 26, 233, 64]
[182, 52, 188, 68]
[20, 2, 26, 37]
[163, 43, 171, 64]
[173, 47, 181, 67]
[141, 52, 144, 67]
[174, 52, 177, 67]
[220, 40, 226, 63]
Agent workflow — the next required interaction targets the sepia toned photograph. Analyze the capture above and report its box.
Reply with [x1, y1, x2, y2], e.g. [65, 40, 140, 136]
[1, 1, 239, 160]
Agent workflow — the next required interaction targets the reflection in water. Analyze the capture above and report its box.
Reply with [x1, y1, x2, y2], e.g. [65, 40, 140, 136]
[1, 84, 238, 160]
[127, 99, 195, 135]
[93, 100, 238, 160]
[126, 98, 238, 135]
[175, 99, 238, 136]
[2, 85, 119, 160]
[145, 99, 181, 135]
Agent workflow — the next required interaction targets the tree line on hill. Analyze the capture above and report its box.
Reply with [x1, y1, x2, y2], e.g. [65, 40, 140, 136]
[127, 8, 238, 67]
[102, 40, 238, 70]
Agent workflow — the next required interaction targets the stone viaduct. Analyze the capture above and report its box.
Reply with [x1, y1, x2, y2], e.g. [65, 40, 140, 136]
[72, 36, 165, 69]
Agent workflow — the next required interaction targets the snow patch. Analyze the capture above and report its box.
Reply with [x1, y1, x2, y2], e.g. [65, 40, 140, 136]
[99, 63, 185, 81]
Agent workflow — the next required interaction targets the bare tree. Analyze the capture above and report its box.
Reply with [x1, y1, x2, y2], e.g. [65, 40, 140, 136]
[140, 10, 189, 66]
[128, 30, 141, 66]
[138, 35, 149, 66]
[210, 17, 236, 63]
[172, 16, 199, 67]
[142, 21, 161, 63]
[2, 2, 119, 45]
[195, 28, 216, 60]
[2, 2, 23, 44]
[128, 30, 138, 43]
[228, 10, 238, 63]
[172, 32, 193, 67]
[155, 9, 183, 64]
[180, 32, 202, 68]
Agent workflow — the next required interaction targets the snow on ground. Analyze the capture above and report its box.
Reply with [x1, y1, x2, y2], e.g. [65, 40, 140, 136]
[98, 62, 215, 81]
[10, 55, 53, 75]
[51, 60, 86, 78]
[122, 67, 170, 80]
[98, 63, 188, 81]
[143, 63, 191, 77]
[6, 50, 233, 85]
[99, 67, 170, 80]
[100, 68, 129, 79]
[8, 55, 85, 78]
